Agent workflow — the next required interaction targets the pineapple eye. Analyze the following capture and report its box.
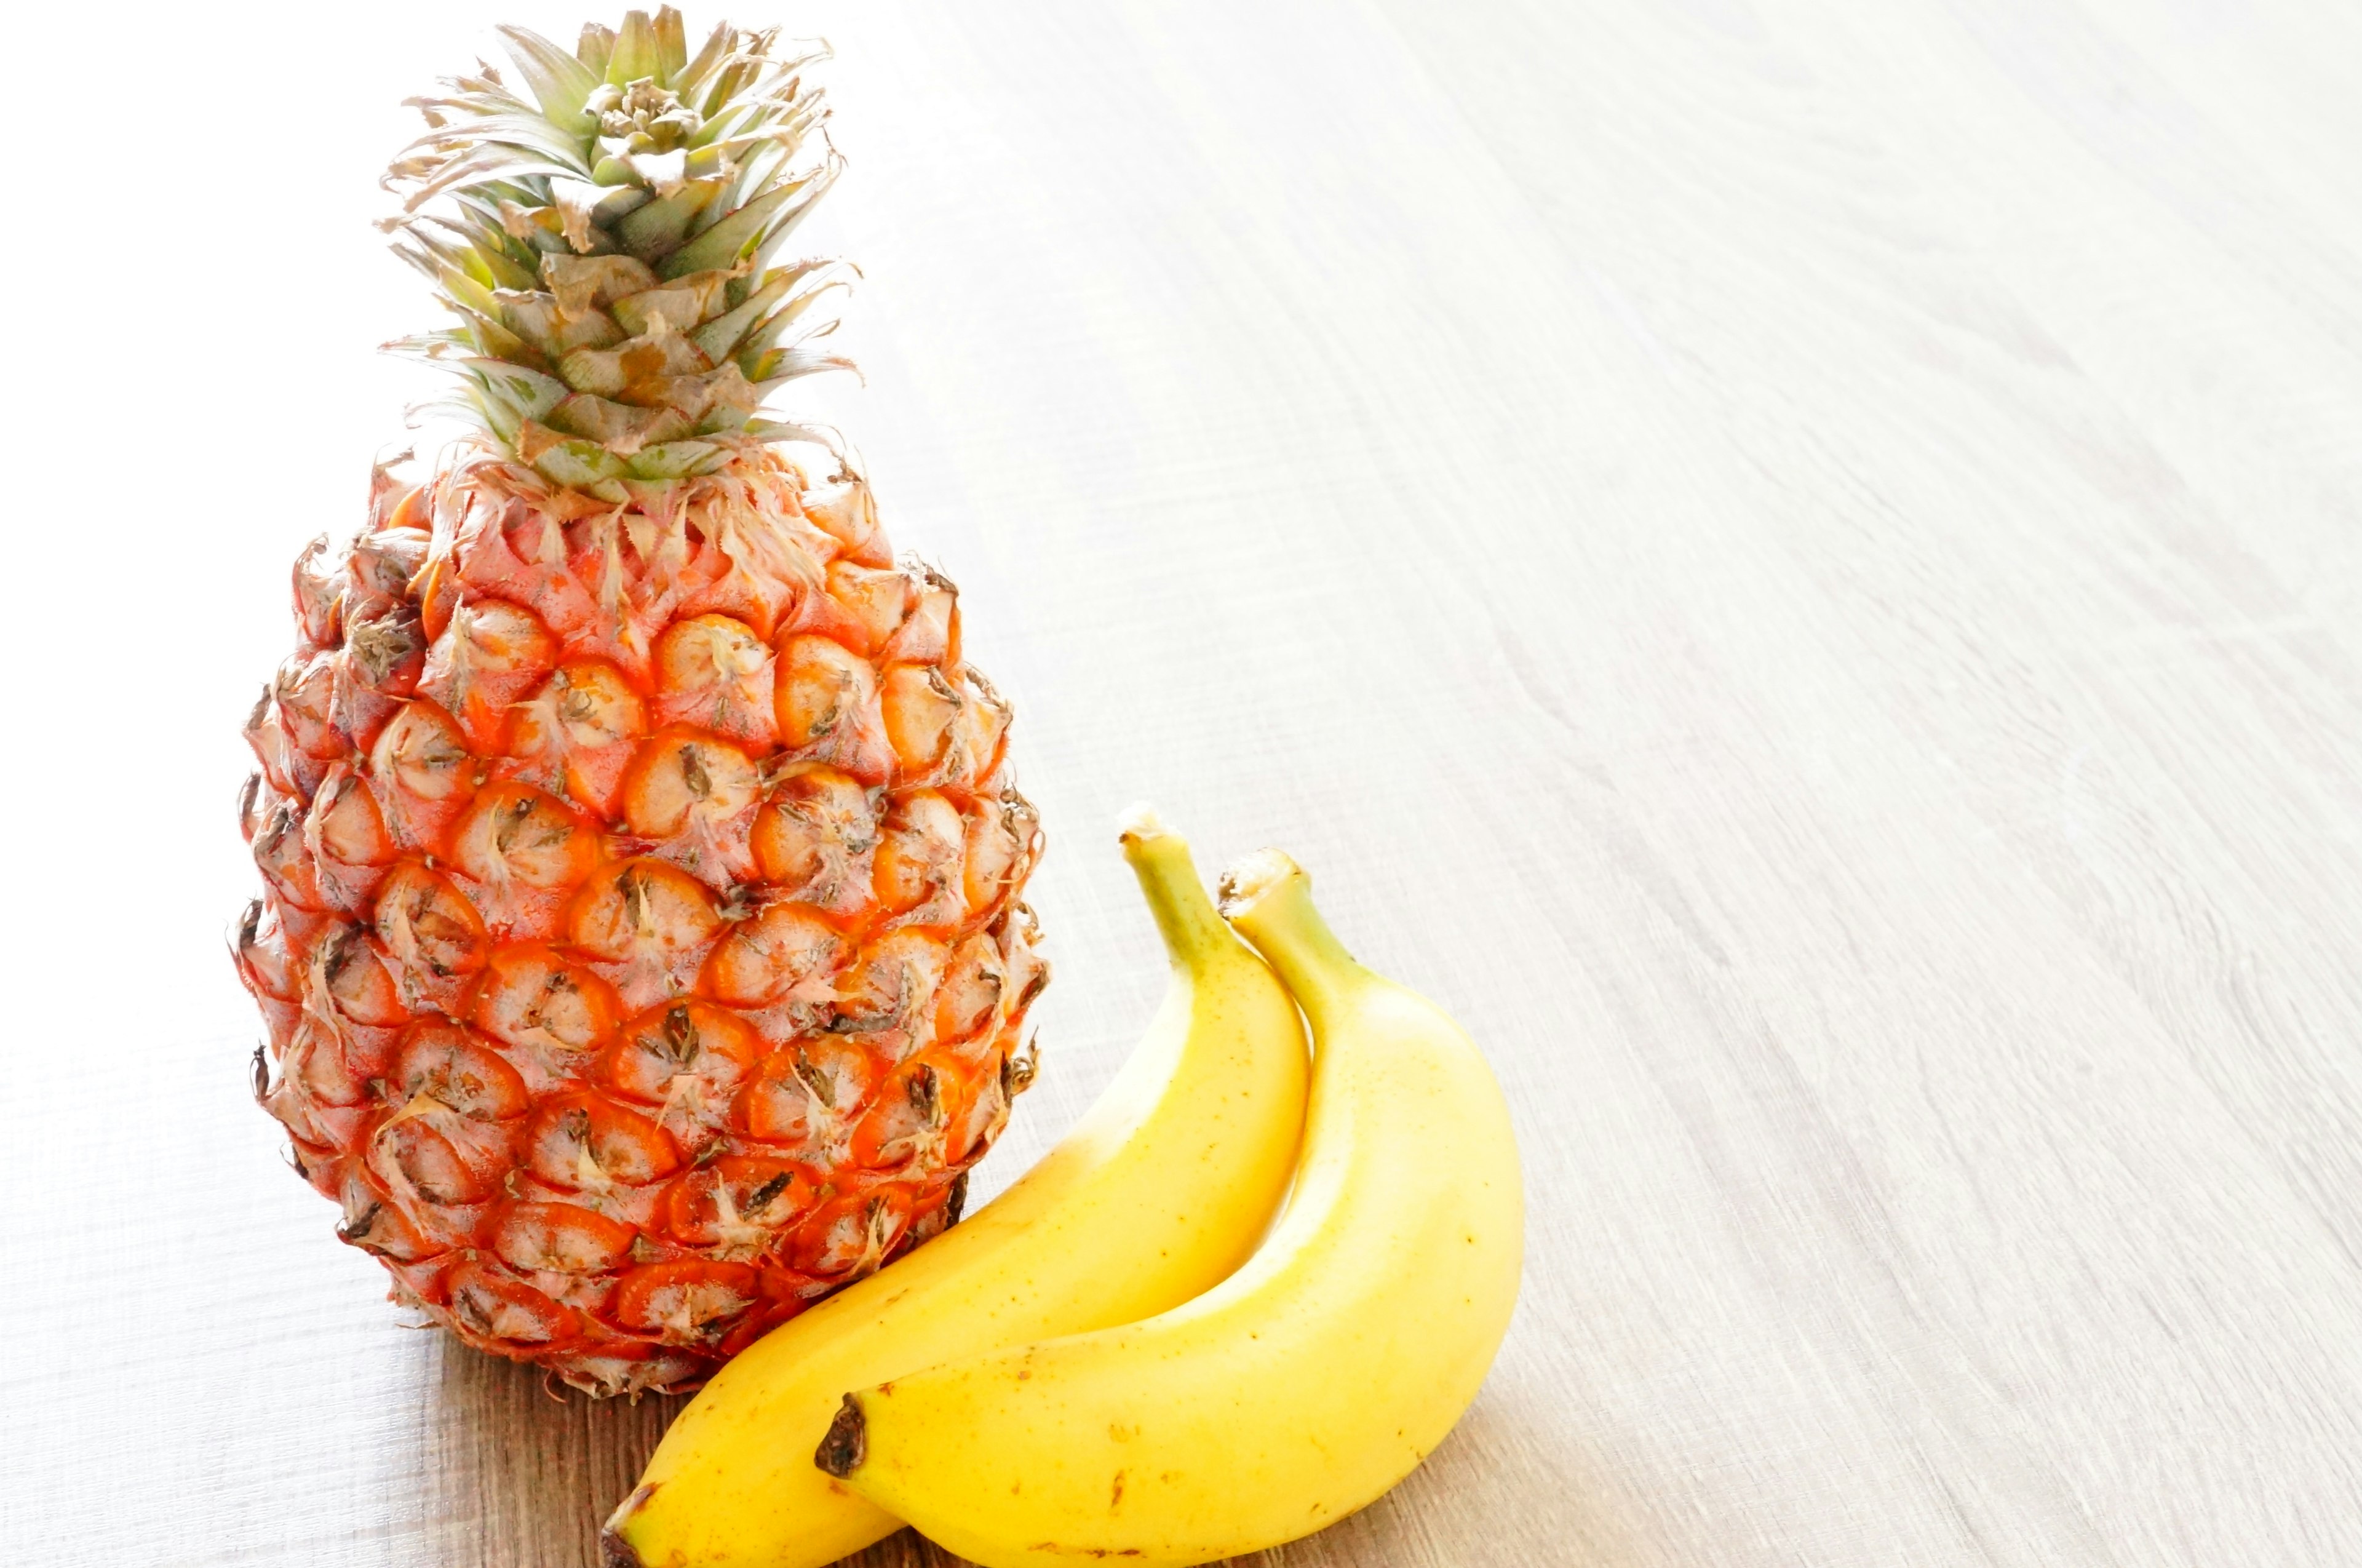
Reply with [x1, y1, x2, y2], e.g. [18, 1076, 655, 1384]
[344, 610, 426, 690]
[602, 1001, 760, 1116]
[372, 702, 470, 798]
[311, 768, 394, 869]
[824, 562, 913, 655]
[454, 784, 597, 892]
[935, 933, 1009, 1045]
[963, 795, 1035, 915]
[391, 1022, 529, 1121]
[610, 1260, 760, 1346]
[274, 651, 341, 750]
[660, 1158, 816, 1258]
[523, 1092, 681, 1191]
[370, 863, 489, 1011]
[251, 798, 322, 911]
[335, 1173, 431, 1262]
[547, 662, 646, 748]
[703, 904, 847, 1009]
[845, 1064, 949, 1172]
[573, 860, 718, 954]
[872, 791, 966, 919]
[654, 615, 776, 746]
[832, 931, 952, 1047]
[320, 924, 407, 1028]
[473, 946, 616, 1057]
[447, 600, 555, 675]
[624, 733, 760, 838]
[787, 1191, 913, 1280]
[736, 1037, 878, 1146]
[441, 1261, 575, 1349]
[774, 635, 873, 746]
[750, 766, 879, 916]
[567, 858, 724, 1012]
[491, 1200, 637, 1275]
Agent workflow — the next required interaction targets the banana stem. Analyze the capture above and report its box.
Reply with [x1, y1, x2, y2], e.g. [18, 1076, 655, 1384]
[1219, 852, 1366, 1024]
[1119, 806, 1230, 965]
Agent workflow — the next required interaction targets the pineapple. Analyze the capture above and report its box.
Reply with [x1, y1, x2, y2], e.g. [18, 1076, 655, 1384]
[235, 9, 1047, 1397]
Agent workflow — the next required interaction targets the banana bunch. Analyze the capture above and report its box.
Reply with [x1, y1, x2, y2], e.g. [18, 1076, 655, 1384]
[605, 814, 1524, 1568]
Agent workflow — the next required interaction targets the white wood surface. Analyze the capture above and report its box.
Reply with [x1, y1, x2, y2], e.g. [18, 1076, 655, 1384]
[9, 0, 2362, 1562]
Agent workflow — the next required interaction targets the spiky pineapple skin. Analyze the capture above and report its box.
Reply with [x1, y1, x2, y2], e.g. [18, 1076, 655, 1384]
[237, 448, 1044, 1395]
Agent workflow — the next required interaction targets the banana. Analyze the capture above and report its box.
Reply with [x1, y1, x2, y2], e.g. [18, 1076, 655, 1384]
[604, 810, 1308, 1568]
[821, 849, 1524, 1568]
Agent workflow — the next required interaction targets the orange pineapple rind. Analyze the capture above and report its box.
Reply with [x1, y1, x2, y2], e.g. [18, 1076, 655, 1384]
[236, 10, 1046, 1396]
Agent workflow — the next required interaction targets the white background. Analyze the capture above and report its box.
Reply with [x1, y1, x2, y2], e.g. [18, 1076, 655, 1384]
[10, 1, 2362, 1564]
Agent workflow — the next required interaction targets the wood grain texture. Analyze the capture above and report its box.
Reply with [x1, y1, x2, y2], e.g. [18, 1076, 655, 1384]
[7, 0, 2362, 1563]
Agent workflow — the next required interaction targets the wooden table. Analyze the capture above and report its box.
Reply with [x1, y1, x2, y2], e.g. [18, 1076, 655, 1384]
[11, 0, 2362, 1562]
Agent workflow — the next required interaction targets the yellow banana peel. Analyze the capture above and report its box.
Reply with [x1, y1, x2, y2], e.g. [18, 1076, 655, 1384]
[825, 848, 1524, 1567]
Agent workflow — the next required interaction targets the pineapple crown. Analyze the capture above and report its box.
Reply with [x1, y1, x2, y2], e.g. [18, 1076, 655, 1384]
[383, 9, 854, 501]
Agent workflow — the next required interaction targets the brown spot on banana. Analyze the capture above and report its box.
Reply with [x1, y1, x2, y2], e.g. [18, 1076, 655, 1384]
[813, 1394, 866, 1477]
